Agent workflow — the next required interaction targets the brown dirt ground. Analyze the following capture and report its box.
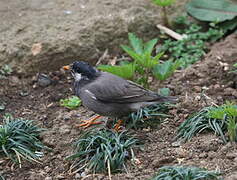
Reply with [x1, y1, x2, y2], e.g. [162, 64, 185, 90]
[0, 34, 237, 180]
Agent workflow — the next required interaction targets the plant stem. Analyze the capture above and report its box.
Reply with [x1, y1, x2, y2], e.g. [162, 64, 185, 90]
[145, 68, 150, 89]
[162, 6, 169, 27]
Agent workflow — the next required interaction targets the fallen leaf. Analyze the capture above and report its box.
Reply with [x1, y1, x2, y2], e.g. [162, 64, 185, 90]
[31, 43, 42, 55]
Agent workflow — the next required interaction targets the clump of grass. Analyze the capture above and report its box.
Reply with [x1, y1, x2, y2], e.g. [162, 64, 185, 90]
[151, 166, 221, 180]
[0, 174, 5, 180]
[60, 96, 81, 110]
[66, 129, 138, 174]
[126, 103, 173, 129]
[0, 114, 49, 167]
[177, 102, 237, 143]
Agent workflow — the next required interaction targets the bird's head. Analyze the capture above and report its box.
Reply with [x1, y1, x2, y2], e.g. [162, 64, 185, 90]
[63, 61, 98, 81]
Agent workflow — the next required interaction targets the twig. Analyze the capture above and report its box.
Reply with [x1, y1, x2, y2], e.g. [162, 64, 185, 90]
[107, 160, 112, 180]
[96, 49, 108, 66]
[157, 24, 187, 40]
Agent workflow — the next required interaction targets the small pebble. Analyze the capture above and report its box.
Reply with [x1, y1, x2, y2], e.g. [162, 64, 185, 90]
[37, 73, 52, 87]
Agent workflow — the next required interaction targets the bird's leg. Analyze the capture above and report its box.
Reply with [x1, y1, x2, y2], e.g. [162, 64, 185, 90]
[76, 115, 103, 128]
[113, 119, 123, 132]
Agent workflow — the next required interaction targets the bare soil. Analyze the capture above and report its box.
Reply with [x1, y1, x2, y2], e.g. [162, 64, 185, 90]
[0, 34, 237, 180]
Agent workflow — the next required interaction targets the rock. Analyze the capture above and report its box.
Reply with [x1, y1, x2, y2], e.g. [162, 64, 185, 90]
[75, 173, 81, 179]
[45, 177, 53, 180]
[59, 124, 71, 134]
[37, 73, 52, 87]
[9, 76, 20, 86]
[171, 141, 181, 147]
[0, 0, 187, 74]
[152, 156, 175, 168]
[56, 175, 64, 179]
[226, 152, 237, 159]
[225, 172, 237, 180]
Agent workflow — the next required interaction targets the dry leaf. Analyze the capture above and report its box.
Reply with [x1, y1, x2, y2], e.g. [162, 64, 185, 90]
[31, 43, 42, 55]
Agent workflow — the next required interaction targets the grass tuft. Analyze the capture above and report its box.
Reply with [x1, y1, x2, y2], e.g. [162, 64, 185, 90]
[0, 114, 49, 167]
[151, 166, 221, 180]
[177, 102, 237, 143]
[126, 103, 174, 129]
[66, 129, 138, 174]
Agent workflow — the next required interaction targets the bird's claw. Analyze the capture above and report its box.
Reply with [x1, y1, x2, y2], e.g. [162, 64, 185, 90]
[75, 115, 103, 129]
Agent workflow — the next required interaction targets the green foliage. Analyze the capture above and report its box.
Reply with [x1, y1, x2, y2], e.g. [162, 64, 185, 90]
[186, 0, 237, 22]
[151, 166, 221, 180]
[98, 62, 135, 80]
[60, 96, 81, 110]
[66, 129, 138, 173]
[0, 102, 6, 111]
[0, 65, 13, 78]
[159, 87, 171, 96]
[100, 33, 179, 88]
[151, 0, 176, 27]
[153, 60, 181, 81]
[158, 23, 224, 68]
[186, 0, 237, 32]
[121, 33, 160, 68]
[0, 115, 49, 166]
[152, 0, 175, 7]
[97, 33, 174, 88]
[231, 62, 237, 73]
[177, 103, 237, 143]
[208, 102, 237, 142]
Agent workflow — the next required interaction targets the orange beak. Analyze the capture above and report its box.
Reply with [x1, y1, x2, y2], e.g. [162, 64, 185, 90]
[63, 65, 70, 70]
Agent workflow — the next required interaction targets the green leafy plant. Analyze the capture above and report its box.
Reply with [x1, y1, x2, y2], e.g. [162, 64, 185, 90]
[151, 166, 221, 180]
[231, 63, 237, 73]
[98, 62, 135, 80]
[66, 129, 138, 174]
[60, 96, 81, 110]
[99, 33, 180, 88]
[153, 59, 181, 81]
[158, 22, 224, 68]
[177, 102, 237, 143]
[152, 0, 176, 27]
[121, 33, 163, 88]
[0, 115, 49, 167]
[0, 65, 13, 79]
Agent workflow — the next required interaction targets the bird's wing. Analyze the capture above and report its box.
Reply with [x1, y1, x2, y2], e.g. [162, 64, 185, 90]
[84, 72, 166, 103]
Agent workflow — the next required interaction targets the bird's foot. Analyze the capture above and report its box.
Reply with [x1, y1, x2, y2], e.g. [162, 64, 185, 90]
[76, 115, 103, 128]
[113, 120, 123, 132]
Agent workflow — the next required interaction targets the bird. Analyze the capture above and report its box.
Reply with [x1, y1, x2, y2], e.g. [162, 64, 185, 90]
[63, 61, 176, 130]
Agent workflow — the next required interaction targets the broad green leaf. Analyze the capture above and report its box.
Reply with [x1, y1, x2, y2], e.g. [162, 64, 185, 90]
[159, 88, 170, 96]
[60, 96, 81, 109]
[218, 17, 237, 32]
[98, 63, 135, 79]
[186, 0, 237, 22]
[153, 60, 180, 81]
[153, 52, 164, 62]
[144, 38, 158, 55]
[128, 33, 143, 55]
[120, 45, 142, 62]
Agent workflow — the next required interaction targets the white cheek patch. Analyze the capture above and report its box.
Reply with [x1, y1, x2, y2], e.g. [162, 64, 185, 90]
[74, 73, 82, 81]
[85, 89, 97, 100]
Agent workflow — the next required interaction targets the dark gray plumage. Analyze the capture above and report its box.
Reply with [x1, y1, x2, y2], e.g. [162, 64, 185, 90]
[69, 61, 176, 118]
